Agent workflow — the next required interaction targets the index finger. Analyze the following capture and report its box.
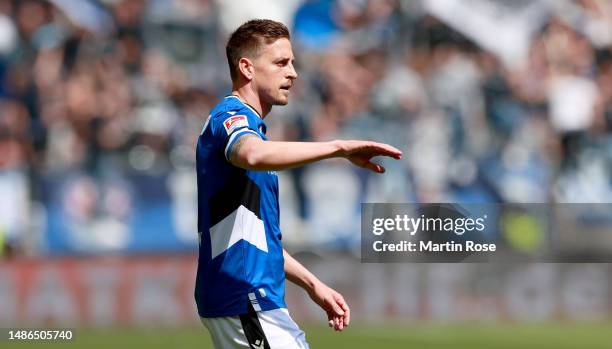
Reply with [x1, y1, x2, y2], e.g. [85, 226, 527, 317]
[342, 303, 350, 327]
[335, 295, 350, 327]
[367, 142, 402, 159]
[328, 299, 345, 317]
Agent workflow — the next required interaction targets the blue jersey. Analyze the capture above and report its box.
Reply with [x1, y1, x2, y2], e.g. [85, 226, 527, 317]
[195, 95, 286, 318]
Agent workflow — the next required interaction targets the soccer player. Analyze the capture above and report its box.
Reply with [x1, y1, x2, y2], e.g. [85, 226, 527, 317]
[196, 19, 402, 348]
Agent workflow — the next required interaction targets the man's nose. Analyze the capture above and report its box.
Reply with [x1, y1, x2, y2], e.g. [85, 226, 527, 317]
[287, 64, 298, 80]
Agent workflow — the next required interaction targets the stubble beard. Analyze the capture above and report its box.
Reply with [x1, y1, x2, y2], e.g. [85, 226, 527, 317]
[270, 91, 290, 106]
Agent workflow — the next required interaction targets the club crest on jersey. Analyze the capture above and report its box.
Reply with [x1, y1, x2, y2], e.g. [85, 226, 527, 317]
[223, 115, 248, 135]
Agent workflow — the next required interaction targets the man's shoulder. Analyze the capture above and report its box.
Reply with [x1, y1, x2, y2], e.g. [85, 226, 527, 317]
[206, 97, 261, 139]
[210, 96, 237, 116]
[210, 96, 257, 121]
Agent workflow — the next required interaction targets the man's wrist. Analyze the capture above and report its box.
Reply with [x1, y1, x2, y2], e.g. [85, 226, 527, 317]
[329, 140, 346, 158]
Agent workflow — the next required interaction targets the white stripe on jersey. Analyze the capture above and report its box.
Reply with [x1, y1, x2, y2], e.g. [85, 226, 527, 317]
[248, 292, 262, 311]
[201, 115, 211, 135]
[209, 205, 268, 259]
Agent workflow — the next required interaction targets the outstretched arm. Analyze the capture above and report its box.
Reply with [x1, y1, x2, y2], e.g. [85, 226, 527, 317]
[283, 249, 350, 331]
[228, 135, 402, 173]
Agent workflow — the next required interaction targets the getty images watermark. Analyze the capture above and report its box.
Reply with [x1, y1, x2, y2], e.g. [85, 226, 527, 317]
[361, 203, 612, 263]
[371, 213, 495, 253]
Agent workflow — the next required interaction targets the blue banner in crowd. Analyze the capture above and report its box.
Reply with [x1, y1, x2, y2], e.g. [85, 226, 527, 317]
[42, 171, 198, 255]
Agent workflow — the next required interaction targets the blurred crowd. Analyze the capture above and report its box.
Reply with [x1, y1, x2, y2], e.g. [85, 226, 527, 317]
[0, 0, 611, 256]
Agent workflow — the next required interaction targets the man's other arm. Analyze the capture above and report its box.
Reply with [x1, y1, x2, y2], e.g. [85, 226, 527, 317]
[227, 134, 402, 173]
[283, 249, 349, 331]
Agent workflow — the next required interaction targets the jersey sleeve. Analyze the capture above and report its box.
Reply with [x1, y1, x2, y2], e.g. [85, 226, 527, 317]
[210, 109, 262, 160]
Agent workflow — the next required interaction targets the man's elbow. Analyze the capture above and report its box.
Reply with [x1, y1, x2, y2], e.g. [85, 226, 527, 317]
[244, 149, 262, 168]
[229, 139, 271, 170]
[236, 145, 266, 170]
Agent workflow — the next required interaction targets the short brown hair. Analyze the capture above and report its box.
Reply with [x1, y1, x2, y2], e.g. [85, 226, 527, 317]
[226, 19, 290, 81]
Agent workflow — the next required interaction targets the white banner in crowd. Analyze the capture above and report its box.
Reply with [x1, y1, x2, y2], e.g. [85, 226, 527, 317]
[423, 0, 551, 67]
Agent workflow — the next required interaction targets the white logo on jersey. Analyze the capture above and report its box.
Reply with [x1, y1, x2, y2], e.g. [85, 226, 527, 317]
[227, 111, 237, 115]
[223, 115, 248, 135]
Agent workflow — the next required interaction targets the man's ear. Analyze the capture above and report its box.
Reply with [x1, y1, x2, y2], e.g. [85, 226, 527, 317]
[238, 57, 254, 81]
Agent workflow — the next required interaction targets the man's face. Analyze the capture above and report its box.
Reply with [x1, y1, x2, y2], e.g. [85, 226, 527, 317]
[251, 38, 298, 106]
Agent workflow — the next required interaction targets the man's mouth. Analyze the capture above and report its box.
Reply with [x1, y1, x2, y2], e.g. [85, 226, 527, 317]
[280, 84, 292, 91]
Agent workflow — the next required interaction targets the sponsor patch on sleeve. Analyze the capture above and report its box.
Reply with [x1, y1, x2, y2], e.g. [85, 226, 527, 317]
[223, 115, 249, 135]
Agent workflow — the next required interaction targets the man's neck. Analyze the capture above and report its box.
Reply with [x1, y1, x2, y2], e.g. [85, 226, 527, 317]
[231, 86, 271, 118]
